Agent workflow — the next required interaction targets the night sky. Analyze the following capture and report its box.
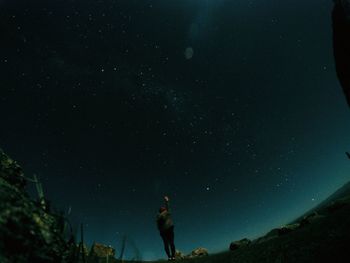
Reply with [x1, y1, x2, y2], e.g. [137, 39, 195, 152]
[1, 0, 350, 260]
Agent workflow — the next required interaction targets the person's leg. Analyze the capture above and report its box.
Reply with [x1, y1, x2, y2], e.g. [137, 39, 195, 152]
[168, 226, 176, 258]
[161, 233, 171, 258]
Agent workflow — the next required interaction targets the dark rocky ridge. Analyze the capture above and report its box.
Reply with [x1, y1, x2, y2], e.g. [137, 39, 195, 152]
[150, 181, 350, 263]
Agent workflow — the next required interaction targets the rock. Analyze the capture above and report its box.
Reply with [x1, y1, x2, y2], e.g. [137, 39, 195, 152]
[278, 223, 300, 236]
[229, 238, 251, 251]
[188, 247, 209, 258]
[0, 148, 26, 190]
[89, 242, 116, 258]
[175, 250, 186, 260]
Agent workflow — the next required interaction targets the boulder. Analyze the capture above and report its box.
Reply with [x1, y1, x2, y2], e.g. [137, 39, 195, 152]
[175, 250, 186, 260]
[89, 243, 116, 258]
[229, 238, 251, 251]
[188, 248, 209, 258]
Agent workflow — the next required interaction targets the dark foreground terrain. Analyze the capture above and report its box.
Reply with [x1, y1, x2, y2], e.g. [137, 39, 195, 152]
[132, 183, 350, 263]
[183, 196, 350, 263]
[80, 183, 350, 263]
[1, 147, 350, 263]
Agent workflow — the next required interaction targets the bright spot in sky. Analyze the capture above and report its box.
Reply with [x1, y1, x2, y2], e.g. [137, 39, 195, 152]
[184, 47, 194, 59]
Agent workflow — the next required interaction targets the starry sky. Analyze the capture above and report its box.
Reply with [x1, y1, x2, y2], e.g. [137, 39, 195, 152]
[1, 0, 350, 260]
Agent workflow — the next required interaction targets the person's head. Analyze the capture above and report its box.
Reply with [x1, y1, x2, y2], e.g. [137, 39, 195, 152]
[159, 206, 167, 213]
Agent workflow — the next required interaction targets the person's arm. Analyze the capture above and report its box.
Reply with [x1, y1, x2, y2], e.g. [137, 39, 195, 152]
[164, 196, 170, 212]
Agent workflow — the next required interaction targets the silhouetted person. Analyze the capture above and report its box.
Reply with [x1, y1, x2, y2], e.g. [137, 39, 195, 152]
[157, 196, 176, 260]
[333, 0, 350, 106]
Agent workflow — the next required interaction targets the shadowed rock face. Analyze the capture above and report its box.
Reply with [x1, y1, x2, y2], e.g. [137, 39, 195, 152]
[89, 243, 116, 258]
[0, 149, 26, 190]
[0, 148, 66, 263]
[333, 0, 350, 106]
[189, 248, 209, 258]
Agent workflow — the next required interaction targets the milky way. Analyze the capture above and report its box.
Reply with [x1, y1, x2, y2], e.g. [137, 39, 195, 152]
[0, 0, 349, 260]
